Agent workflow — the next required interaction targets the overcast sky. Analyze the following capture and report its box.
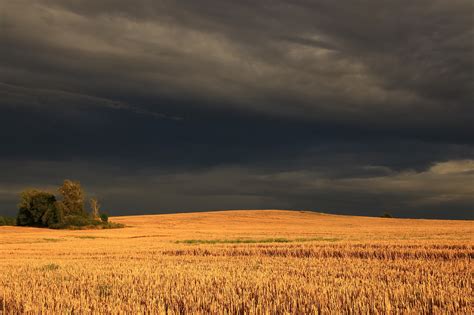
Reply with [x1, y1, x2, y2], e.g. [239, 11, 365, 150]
[1, 0, 473, 219]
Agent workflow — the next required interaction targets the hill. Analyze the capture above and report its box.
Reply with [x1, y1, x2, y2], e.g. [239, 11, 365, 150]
[1, 209, 472, 244]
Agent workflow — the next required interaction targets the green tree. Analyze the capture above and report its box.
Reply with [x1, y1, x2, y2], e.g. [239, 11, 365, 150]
[58, 180, 86, 217]
[17, 190, 59, 227]
[42, 202, 65, 226]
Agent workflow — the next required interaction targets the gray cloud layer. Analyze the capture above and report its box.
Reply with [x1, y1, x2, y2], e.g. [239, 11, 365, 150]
[0, 0, 473, 218]
[3, 0, 473, 127]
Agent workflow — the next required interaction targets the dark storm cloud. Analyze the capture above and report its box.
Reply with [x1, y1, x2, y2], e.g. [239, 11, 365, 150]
[3, 0, 473, 128]
[0, 83, 182, 120]
[0, 0, 473, 218]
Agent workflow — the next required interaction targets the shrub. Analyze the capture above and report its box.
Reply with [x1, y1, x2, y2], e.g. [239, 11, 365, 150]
[49, 215, 123, 230]
[0, 216, 17, 226]
[100, 213, 109, 222]
[382, 211, 393, 218]
[62, 215, 100, 227]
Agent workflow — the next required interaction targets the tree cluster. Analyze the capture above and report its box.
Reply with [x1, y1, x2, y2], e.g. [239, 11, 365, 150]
[16, 180, 108, 228]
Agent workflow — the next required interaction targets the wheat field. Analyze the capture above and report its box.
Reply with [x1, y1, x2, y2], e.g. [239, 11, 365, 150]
[0, 210, 472, 314]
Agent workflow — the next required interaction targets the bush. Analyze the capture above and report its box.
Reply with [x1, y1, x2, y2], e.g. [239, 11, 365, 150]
[63, 215, 97, 227]
[100, 213, 109, 222]
[49, 215, 123, 230]
[382, 211, 393, 218]
[0, 216, 16, 226]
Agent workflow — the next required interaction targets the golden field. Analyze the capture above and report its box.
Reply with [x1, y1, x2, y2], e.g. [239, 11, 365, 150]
[0, 210, 472, 314]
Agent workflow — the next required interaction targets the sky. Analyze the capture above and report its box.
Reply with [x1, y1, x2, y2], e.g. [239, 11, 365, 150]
[1, 0, 473, 219]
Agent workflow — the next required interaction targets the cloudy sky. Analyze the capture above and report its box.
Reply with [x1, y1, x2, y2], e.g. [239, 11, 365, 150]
[1, 0, 473, 219]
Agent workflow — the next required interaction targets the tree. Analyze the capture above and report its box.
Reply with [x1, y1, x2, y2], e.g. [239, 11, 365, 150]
[42, 202, 64, 226]
[15, 181, 122, 229]
[17, 190, 60, 227]
[58, 180, 86, 217]
[90, 198, 100, 220]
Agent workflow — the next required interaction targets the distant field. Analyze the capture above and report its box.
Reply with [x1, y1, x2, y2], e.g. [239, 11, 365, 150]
[0, 210, 472, 313]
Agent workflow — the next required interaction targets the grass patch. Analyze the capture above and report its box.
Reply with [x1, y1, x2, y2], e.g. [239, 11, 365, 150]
[177, 238, 291, 244]
[295, 237, 341, 242]
[176, 237, 341, 245]
[42, 238, 63, 242]
[73, 236, 105, 239]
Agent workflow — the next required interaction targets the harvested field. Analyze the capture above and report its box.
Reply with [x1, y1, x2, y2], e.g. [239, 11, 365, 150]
[0, 210, 472, 313]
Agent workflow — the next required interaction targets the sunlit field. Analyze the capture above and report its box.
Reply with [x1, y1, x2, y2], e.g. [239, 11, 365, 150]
[0, 210, 472, 313]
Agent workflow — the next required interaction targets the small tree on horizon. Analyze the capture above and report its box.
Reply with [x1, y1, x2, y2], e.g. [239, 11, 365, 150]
[382, 211, 393, 218]
[90, 198, 100, 220]
[58, 179, 86, 217]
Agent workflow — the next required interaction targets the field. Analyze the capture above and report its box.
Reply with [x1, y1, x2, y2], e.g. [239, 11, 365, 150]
[0, 210, 472, 314]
